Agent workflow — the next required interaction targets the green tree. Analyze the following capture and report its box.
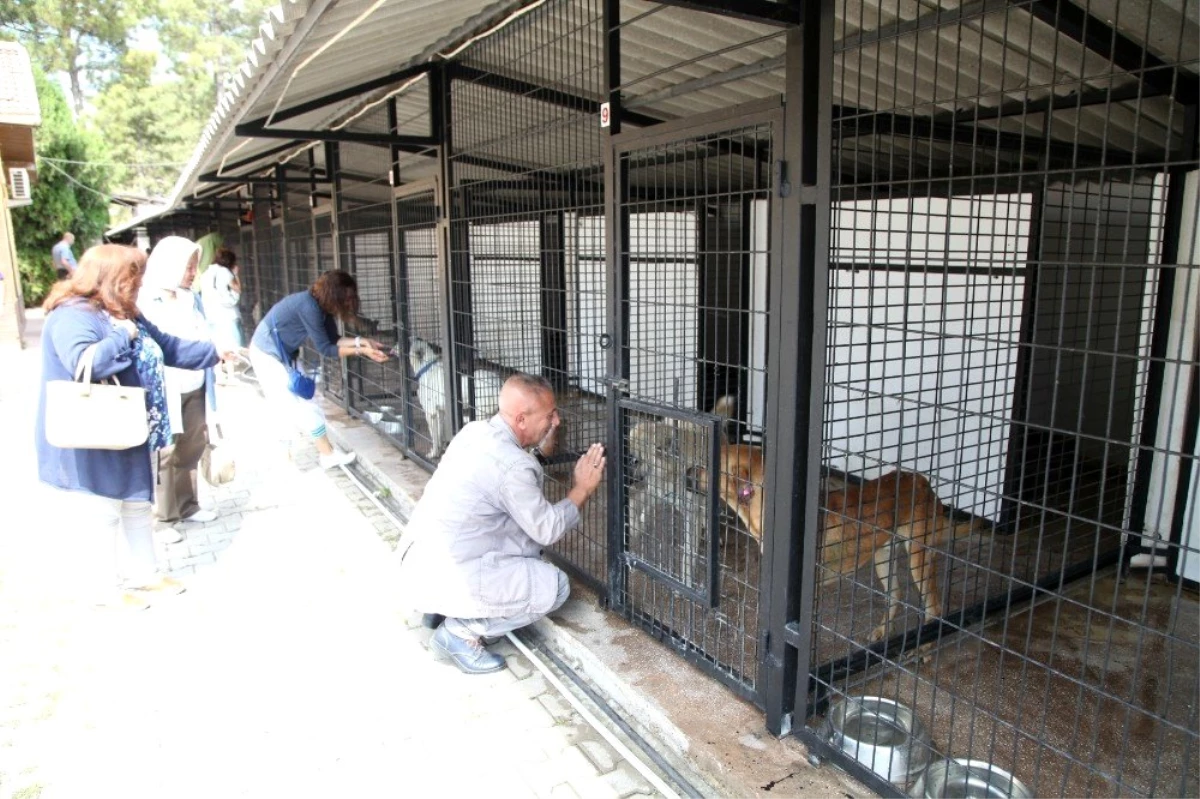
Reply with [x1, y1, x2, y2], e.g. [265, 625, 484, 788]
[92, 49, 199, 199]
[154, 0, 275, 106]
[0, 0, 145, 116]
[11, 68, 112, 305]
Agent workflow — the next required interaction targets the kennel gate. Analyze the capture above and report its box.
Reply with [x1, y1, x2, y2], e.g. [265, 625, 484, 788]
[607, 103, 781, 701]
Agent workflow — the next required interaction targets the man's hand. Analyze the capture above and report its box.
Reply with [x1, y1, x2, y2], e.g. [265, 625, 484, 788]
[572, 443, 606, 496]
[219, 350, 240, 362]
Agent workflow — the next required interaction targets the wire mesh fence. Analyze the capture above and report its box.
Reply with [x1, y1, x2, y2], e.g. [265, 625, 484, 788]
[807, 2, 1200, 796]
[136, 1, 1199, 795]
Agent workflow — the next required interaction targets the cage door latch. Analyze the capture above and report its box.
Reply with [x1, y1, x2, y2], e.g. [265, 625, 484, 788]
[776, 160, 791, 198]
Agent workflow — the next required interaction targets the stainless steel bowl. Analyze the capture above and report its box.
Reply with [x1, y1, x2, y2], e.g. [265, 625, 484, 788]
[825, 696, 932, 787]
[379, 421, 403, 436]
[378, 405, 396, 416]
[363, 411, 383, 424]
[909, 759, 1032, 799]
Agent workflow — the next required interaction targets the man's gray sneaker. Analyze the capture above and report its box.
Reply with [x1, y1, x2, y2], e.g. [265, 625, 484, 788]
[430, 624, 506, 675]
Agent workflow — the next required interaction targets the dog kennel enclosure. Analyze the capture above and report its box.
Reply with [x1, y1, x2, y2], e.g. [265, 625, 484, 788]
[120, 1, 1199, 795]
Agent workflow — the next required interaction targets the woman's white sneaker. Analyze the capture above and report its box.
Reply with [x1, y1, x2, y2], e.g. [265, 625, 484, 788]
[319, 449, 356, 470]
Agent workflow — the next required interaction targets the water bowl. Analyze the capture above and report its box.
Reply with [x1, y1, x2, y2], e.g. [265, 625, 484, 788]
[363, 411, 383, 424]
[909, 759, 1032, 799]
[825, 696, 932, 787]
[379, 420, 403, 436]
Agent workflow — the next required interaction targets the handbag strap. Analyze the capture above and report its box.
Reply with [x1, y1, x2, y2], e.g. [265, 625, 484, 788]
[73, 343, 99, 383]
[270, 324, 293, 367]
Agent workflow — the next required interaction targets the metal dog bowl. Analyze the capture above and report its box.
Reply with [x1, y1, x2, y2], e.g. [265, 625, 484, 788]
[378, 405, 396, 416]
[363, 411, 384, 424]
[910, 759, 1032, 799]
[378, 421, 403, 436]
[825, 696, 931, 786]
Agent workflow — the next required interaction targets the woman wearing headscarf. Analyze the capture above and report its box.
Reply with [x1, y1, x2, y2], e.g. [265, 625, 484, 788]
[138, 235, 217, 527]
[200, 246, 242, 382]
[36, 245, 225, 610]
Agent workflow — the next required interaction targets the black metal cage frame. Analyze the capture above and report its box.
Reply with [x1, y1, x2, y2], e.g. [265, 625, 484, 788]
[135, 1, 1199, 796]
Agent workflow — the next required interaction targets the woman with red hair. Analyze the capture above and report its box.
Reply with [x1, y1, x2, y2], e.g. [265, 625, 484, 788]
[37, 244, 226, 610]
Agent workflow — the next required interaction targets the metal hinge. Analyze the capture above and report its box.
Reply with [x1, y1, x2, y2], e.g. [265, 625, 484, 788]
[776, 160, 791, 198]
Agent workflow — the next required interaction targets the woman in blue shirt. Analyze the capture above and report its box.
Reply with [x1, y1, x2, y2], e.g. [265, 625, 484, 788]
[37, 245, 225, 610]
[248, 270, 389, 469]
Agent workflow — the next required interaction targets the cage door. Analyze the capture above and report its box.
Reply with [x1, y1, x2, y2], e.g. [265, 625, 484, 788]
[619, 399, 723, 606]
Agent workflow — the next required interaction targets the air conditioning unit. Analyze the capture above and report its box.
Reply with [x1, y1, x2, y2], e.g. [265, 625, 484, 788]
[8, 167, 31, 202]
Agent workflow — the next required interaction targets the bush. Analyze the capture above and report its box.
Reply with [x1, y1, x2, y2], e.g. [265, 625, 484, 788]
[18, 252, 56, 308]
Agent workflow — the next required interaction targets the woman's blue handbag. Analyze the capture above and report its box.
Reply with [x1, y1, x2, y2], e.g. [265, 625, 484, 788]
[271, 327, 317, 400]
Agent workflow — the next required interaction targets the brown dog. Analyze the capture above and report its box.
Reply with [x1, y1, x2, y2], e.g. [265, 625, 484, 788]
[709, 450, 986, 641]
[711, 442, 766, 545]
[822, 470, 987, 640]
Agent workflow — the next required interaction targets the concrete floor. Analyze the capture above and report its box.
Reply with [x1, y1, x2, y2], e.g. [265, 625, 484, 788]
[821, 568, 1198, 797]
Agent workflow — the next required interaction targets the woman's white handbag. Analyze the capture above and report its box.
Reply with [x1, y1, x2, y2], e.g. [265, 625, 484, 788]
[45, 343, 149, 450]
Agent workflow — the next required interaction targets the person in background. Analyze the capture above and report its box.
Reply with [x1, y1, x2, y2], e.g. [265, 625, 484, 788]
[248, 270, 389, 469]
[52, 232, 77, 280]
[138, 236, 217, 529]
[36, 244, 228, 610]
[397, 374, 606, 675]
[200, 246, 242, 383]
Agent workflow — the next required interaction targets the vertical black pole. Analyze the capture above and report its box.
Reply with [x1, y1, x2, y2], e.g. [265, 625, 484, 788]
[326, 140, 350, 408]
[1156, 107, 1195, 578]
[434, 65, 463, 439]
[761, 0, 833, 736]
[603, 0, 626, 609]
[540, 209, 569, 394]
[1128, 106, 1198, 548]
[276, 165, 292, 296]
[388, 99, 416, 452]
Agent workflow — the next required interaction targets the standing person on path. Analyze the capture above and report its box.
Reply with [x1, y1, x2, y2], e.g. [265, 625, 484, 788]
[248, 270, 389, 469]
[51, 232, 77, 280]
[397, 374, 606, 675]
[138, 236, 218, 528]
[35, 244, 227, 610]
[199, 246, 242, 384]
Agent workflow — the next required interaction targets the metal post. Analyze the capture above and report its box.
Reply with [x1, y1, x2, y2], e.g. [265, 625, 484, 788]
[433, 65, 462, 438]
[326, 140, 350, 409]
[603, 0, 628, 610]
[1127, 106, 1198, 549]
[760, 0, 833, 736]
[388, 100, 417, 452]
[540, 209, 569, 394]
[276, 164, 292, 296]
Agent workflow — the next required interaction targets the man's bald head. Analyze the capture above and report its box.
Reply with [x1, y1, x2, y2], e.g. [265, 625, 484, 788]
[499, 374, 554, 416]
[499, 374, 557, 448]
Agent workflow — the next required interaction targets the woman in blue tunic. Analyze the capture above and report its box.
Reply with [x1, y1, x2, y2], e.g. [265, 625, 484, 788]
[36, 244, 225, 610]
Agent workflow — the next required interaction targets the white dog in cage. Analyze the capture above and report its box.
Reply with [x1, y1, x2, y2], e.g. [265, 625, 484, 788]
[409, 337, 504, 459]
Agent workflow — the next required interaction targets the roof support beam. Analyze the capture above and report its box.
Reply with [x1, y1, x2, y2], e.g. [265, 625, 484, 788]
[206, 140, 305, 177]
[198, 175, 329, 185]
[232, 124, 437, 147]
[238, 62, 436, 130]
[834, 106, 1137, 166]
[1023, 0, 1198, 105]
[637, 0, 801, 27]
[450, 64, 664, 129]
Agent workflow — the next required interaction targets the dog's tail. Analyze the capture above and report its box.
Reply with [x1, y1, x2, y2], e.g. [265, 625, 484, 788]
[712, 395, 736, 420]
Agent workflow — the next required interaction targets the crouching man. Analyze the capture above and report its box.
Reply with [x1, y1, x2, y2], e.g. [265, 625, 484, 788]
[397, 373, 606, 674]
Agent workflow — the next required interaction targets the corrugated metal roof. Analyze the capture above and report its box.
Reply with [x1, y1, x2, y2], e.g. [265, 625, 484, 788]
[113, 0, 1200, 237]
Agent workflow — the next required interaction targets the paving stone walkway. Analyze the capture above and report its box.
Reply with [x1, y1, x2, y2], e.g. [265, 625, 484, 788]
[0, 313, 659, 799]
